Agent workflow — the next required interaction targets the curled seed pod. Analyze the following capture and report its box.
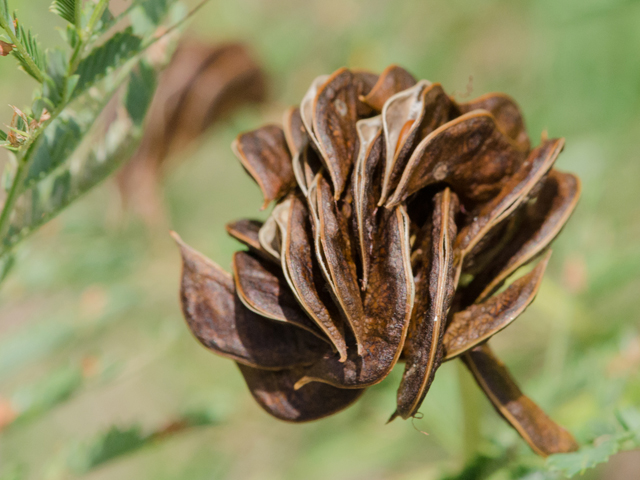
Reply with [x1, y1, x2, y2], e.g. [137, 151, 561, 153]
[174, 65, 581, 456]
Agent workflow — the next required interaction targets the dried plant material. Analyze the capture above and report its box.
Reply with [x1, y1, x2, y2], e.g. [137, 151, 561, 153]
[456, 92, 530, 151]
[454, 138, 565, 283]
[232, 125, 296, 209]
[295, 206, 414, 388]
[258, 197, 293, 262]
[117, 40, 266, 225]
[233, 251, 327, 339]
[173, 232, 327, 369]
[387, 111, 528, 208]
[293, 143, 323, 197]
[284, 195, 348, 361]
[473, 171, 581, 301]
[0, 40, 14, 56]
[352, 69, 380, 117]
[238, 364, 364, 422]
[316, 174, 365, 349]
[362, 65, 417, 111]
[225, 219, 270, 260]
[353, 115, 384, 289]
[463, 344, 579, 456]
[300, 74, 329, 149]
[173, 65, 581, 456]
[380, 82, 452, 204]
[394, 188, 458, 420]
[444, 252, 550, 359]
[313, 68, 359, 199]
[283, 107, 308, 157]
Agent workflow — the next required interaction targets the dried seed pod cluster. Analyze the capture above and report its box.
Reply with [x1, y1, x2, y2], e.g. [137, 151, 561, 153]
[173, 65, 581, 456]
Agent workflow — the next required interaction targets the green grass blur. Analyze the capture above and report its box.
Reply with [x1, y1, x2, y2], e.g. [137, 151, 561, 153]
[0, 0, 639, 478]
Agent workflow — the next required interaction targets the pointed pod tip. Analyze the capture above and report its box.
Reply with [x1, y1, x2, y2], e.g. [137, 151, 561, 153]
[386, 411, 399, 424]
[169, 230, 184, 247]
[170, 231, 197, 265]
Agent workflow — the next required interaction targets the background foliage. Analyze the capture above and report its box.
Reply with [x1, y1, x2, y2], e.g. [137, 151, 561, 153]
[0, 0, 639, 478]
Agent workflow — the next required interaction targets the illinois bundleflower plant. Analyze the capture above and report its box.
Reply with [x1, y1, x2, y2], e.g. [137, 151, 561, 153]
[173, 65, 581, 456]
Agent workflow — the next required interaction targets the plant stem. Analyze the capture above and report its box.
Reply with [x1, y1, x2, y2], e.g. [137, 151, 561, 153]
[0, 139, 39, 239]
[0, 92, 71, 239]
[85, 0, 110, 39]
[0, 15, 44, 83]
[458, 361, 482, 461]
[0, 55, 138, 251]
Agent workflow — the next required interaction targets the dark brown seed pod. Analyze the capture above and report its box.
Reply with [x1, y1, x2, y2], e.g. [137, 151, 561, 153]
[174, 65, 581, 455]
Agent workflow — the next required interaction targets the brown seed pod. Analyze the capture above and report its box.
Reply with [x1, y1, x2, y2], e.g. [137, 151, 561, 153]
[173, 66, 581, 456]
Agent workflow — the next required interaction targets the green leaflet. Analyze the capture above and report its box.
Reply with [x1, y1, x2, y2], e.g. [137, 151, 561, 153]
[38, 48, 68, 112]
[125, 60, 157, 125]
[72, 29, 144, 99]
[2, 115, 143, 252]
[68, 426, 148, 473]
[24, 113, 85, 189]
[10, 365, 84, 426]
[49, 0, 79, 25]
[67, 410, 221, 473]
[130, 0, 173, 35]
[0, 129, 6, 142]
[139, 0, 171, 24]
[546, 408, 640, 477]
[0, 0, 11, 30]
[11, 19, 46, 81]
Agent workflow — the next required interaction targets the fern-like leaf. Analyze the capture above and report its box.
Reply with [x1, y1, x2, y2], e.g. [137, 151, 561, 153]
[2, 113, 141, 251]
[0, 0, 11, 28]
[547, 408, 640, 477]
[11, 18, 46, 81]
[67, 410, 220, 473]
[73, 29, 143, 99]
[49, 0, 77, 25]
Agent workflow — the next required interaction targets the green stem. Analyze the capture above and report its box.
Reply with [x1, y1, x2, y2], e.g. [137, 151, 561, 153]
[84, 0, 110, 39]
[0, 56, 136, 249]
[0, 16, 44, 83]
[0, 0, 211, 246]
[458, 361, 482, 461]
[0, 139, 39, 239]
[0, 89, 73, 239]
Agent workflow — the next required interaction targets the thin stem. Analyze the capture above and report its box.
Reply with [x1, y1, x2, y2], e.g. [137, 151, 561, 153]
[0, 16, 44, 83]
[84, 0, 110, 39]
[0, 139, 39, 239]
[0, 87, 74, 239]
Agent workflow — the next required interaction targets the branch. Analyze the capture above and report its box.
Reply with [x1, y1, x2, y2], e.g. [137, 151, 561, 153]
[0, 15, 44, 83]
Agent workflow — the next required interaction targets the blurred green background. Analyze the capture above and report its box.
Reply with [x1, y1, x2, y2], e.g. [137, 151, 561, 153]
[1, 0, 639, 478]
